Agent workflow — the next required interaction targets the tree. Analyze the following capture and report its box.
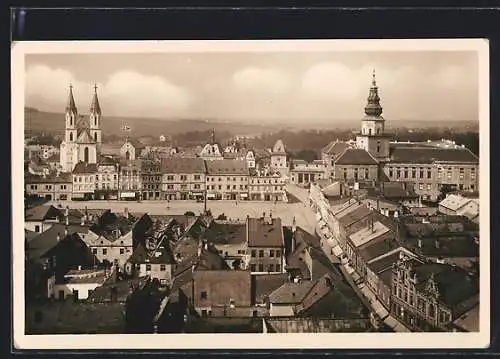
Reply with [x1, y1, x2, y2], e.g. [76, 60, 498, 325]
[293, 149, 318, 163]
[184, 211, 196, 217]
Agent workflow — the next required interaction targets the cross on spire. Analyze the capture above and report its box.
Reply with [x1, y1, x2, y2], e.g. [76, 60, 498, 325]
[93, 83, 98, 92]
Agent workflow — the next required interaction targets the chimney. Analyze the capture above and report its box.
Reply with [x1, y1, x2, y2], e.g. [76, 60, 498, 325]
[418, 238, 422, 248]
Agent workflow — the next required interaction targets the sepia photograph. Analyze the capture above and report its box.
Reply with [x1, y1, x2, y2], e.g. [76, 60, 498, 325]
[12, 39, 489, 349]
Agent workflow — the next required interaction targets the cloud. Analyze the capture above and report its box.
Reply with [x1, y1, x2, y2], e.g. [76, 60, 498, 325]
[25, 65, 191, 118]
[231, 67, 292, 94]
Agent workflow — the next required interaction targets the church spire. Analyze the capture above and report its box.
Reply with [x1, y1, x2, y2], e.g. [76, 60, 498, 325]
[211, 128, 215, 145]
[364, 69, 383, 117]
[66, 82, 77, 114]
[90, 83, 102, 115]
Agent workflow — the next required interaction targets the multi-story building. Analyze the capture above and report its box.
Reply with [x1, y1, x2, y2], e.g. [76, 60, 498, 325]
[248, 174, 286, 201]
[119, 159, 142, 201]
[383, 143, 479, 201]
[317, 71, 479, 203]
[141, 159, 162, 200]
[205, 159, 249, 201]
[246, 215, 285, 274]
[390, 254, 479, 331]
[161, 158, 206, 200]
[95, 157, 119, 200]
[25, 173, 73, 201]
[71, 162, 98, 200]
[270, 139, 288, 177]
[290, 159, 327, 187]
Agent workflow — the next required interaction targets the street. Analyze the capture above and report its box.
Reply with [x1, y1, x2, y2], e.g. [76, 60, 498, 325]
[48, 187, 317, 234]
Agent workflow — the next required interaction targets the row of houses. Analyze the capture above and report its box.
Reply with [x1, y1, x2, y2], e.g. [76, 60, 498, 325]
[25, 157, 288, 202]
[308, 183, 479, 332]
[25, 204, 372, 333]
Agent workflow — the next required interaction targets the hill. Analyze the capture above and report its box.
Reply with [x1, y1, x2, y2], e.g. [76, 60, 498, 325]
[23, 108, 281, 138]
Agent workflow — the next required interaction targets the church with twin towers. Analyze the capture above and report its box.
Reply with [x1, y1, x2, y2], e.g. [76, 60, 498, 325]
[59, 84, 103, 172]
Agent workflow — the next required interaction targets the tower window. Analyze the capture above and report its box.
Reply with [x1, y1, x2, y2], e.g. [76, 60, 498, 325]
[369, 129, 372, 135]
[94, 132, 98, 142]
[70, 132, 73, 142]
[377, 128, 380, 135]
[84, 147, 89, 163]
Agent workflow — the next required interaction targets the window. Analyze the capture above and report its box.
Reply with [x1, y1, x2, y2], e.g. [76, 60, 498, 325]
[269, 264, 274, 272]
[201, 309, 207, 316]
[276, 264, 281, 272]
[404, 168, 408, 178]
[419, 168, 424, 178]
[365, 168, 369, 179]
[251, 250, 256, 257]
[427, 169, 432, 179]
[258, 264, 264, 272]
[459, 168, 464, 179]
[259, 250, 264, 257]
[34, 225, 40, 233]
[250, 264, 256, 272]
[92, 248, 97, 255]
[167, 175, 174, 181]
[419, 183, 423, 190]
[180, 175, 187, 181]
[276, 250, 281, 257]
[343, 168, 347, 180]
[429, 304, 435, 318]
[102, 249, 107, 255]
[120, 248, 125, 255]
[226, 185, 231, 190]
[146, 264, 151, 271]
[427, 184, 431, 190]
[194, 175, 201, 180]
[200, 291, 207, 299]
[218, 185, 222, 190]
[269, 250, 275, 258]
[160, 264, 166, 271]
[233, 185, 237, 189]
[389, 168, 393, 177]
[396, 169, 401, 179]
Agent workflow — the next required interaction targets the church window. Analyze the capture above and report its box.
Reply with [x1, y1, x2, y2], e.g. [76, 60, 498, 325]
[428, 304, 435, 318]
[84, 147, 89, 163]
[125, 151, 130, 161]
[94, 132, 98, 142]
[70, 132, 73, 142]
[377, 141, 381, 153]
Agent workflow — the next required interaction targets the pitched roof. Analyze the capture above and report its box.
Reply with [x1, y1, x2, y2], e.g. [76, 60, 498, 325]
[334, 148, 378, 165]
[25, 173, 72, 184]
[389, 146, 479, 164]
[193, 270, 252, 306]
[160, 157, 206, 174]
[202, 222, 247, 245]
[268, 281, 315, 304]
[76, 129, 95, 144]
[87, 276, 149, 303]
[128, 241, 176, 265]
[272, 139, 286, 154]
[247, 217, 284, 248]
[25, 205, 62, 222]
[439, 194, 472, 212]
[205, 159, 249, 175]
[322, 140, 350, 156]
[251, 273, 288, 304]
[72, 161, 98, 174]
[412, 263, 479, 307]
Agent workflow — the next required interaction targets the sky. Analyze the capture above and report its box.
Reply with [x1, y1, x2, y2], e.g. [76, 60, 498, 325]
[24, 51, 479, 124]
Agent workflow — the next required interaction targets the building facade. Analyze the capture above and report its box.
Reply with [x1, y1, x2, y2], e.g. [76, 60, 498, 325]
[141, 159, 162, 200]
[205, 159, 249, 200]
[161, 158, 206, 200]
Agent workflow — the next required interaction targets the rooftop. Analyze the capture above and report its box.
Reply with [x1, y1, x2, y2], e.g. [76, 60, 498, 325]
[247, 217, 284, 248]
[205, 159, 249, 175]
[72, 161, 98, 174]
[202, 222, 247, 245]
[251, 273, 288, 304]
[25, 204, 62, 222]
[334, 148, 378, 166]
[389, 146, 479, 164]
[160, 157, 206, 174]
[268, 281, 316, 304]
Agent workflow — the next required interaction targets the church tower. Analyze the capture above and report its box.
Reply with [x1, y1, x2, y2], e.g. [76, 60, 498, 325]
[65, 83, 78, 143]
[89, 84, 102, 151]
[356, 70, 391, 161]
